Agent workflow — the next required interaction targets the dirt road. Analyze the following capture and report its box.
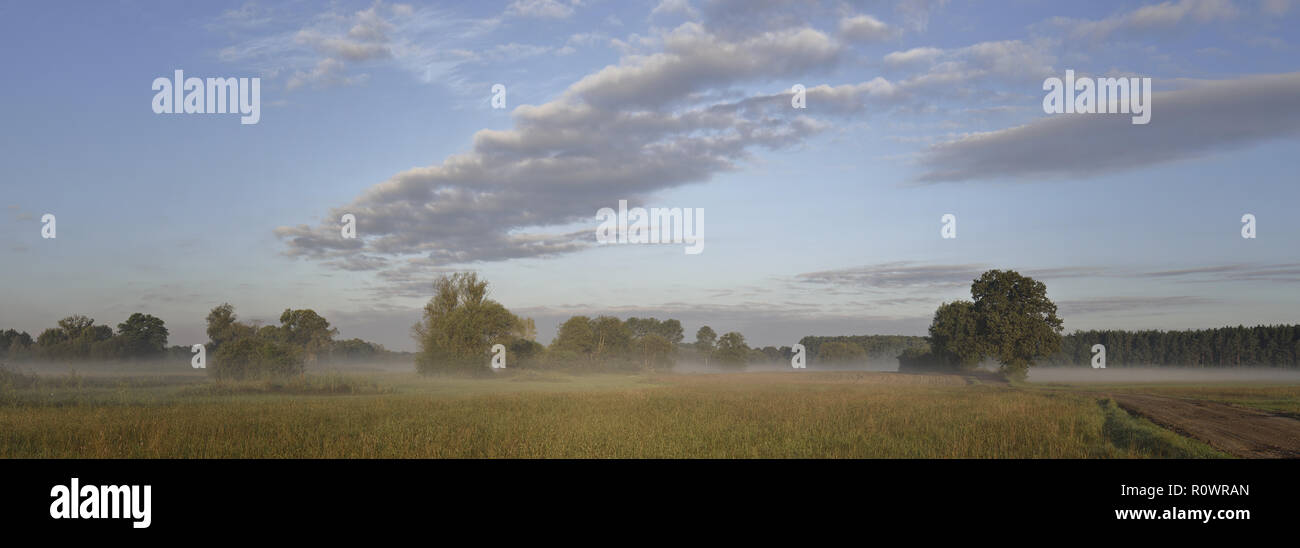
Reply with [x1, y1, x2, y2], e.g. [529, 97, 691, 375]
[1110, 393, 1300, 458]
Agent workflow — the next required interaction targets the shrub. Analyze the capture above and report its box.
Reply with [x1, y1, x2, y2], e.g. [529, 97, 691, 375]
[210, 337, 304, 380]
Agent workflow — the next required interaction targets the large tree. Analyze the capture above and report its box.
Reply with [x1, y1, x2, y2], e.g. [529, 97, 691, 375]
[412, 273, 528, 373]
[116, 313, 169, 357]
[969, 269, 1063, 380]
[277, 309, 338, 363]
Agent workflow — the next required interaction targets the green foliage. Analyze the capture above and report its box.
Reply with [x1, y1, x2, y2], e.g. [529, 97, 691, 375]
[210, 336, 304, 380]
[632, 333, 675, 371]
[896, 345, 942, 372]
[412, 273, 532, 374]
[0, 329, 34, 360]
[203, 304, 305, 380]
[625, 317, 684, 345]
[205, 303, 245, 351]
[549, 315, 682, 371]
[694, 326, 717, 353]
[927, 300, 983, 370]
[969, 269, 1064, 379]
[33, 315, 136, 361]
[714, 331, 749, 365]
[817, 340, 866, 363]
[553, 315, 596, 355]
[116, 313, 169, 357]
[277, 309, 338, 363]
[798, 335, 928, 361]
[330, 338, 386, 362]
[1047, 325, 1300, 368]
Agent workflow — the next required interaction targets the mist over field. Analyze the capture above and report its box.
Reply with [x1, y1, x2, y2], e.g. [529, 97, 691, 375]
[1028, 367, 1300, 384]
[3, 1, 1299, 466]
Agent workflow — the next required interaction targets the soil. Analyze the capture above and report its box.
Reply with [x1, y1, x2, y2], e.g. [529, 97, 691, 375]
[1109, 393, 1300, 458]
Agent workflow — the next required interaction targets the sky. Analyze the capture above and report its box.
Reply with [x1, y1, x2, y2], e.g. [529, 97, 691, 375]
[1, 0, 1298, 352]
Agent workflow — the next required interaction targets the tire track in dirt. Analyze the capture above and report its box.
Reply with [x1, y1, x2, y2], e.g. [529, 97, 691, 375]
[1109, 393, 1300, 458]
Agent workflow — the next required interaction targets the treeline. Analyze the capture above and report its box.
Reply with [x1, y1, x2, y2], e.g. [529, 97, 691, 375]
[0, 309, 404, 376]
[1044, 325, 1300, 368]
[413, 273, 806, 373]
[0, 313, 184, 361]
[202, 304, 407, 379]
[796, 335, 928, 363]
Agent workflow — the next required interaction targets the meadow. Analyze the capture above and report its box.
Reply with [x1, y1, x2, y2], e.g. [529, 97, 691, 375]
[0, 365, 1247, 458]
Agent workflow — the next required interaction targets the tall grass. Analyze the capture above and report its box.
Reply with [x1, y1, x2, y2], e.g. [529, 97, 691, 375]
[0, 371, 1234, 458]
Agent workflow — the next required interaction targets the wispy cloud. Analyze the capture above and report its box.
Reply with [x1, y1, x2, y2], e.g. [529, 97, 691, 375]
[915, 72, 1300, 183]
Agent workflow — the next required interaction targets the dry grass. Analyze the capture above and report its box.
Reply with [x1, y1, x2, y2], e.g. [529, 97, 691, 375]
[0, 369, 1235, 458]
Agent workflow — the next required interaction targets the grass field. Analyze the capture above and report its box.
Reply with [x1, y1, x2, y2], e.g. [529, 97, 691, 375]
[0, 366, 1247, 458]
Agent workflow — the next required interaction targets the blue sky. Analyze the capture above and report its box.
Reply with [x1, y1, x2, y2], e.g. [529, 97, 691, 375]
[2, 0, 1298, 351]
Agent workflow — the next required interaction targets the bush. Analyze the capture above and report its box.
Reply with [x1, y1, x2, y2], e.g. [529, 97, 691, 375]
[210, 337, 304, 380]
[897, 346, 953, 373]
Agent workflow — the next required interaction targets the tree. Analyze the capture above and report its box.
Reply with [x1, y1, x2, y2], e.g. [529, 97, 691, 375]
[633, 334, 675, 370]
[278, 309, 338, 363]
[211, 336, 304, 380]
[203, 304, 304, 379]
[205, 303, 244, 350]
[331, 338, 383, 362]
[590, 316, 631, 359]
[0, 329, 33, 359]
[412, 273, 527, 374]
[694, 326, 718, 364]
[927, 301, 983, 370]
[659, 319, 685, 345]
[57, 315, 95, 338]
[553, 316, 596, 356]
[715, 331, 749, 365]
[625, 317, 685, 346]
[695, 325, 717, 350]
[817, 341, 866, 363]
[969, 269, 1063, 380]
[116, 313, 169, 357]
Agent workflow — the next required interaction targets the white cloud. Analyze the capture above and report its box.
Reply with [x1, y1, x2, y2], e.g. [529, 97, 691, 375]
[652, 0, 700, 19]
[276, 20, 900, 272]
[1061, 0, 1239, 41]
[915, 72, 1300, 183]
[506, 0, 577, 19]
[883, 46, 942, 66]
[838, 14, 898, 42]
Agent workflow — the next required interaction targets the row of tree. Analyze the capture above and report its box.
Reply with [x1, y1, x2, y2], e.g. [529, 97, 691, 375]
[410, 273, 808, 373]
[0, 308, 400, 381]
[796, 335, 928, 363]
[0, 313, 175, 361]
[1044, 325, 1300, 368]
[203, 305, 404, 379]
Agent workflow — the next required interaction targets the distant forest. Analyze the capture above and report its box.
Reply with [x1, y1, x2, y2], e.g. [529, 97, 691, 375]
[1045, 325, 1300, 368]
[797, 325, 1300, 368]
